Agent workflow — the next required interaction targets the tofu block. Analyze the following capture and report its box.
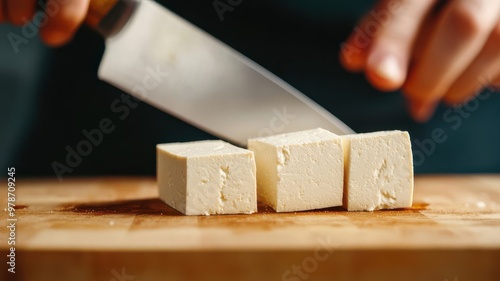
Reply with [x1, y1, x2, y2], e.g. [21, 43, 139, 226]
[157, 140, 257, 215]
[342, 131, 414, 211]
[248, 128, 344, 212]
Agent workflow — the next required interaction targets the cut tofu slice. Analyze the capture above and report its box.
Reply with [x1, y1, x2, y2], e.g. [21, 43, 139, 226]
[248, 128, 344, 212]
[157, 140, 257, 215]
[342, 130, 414, 211]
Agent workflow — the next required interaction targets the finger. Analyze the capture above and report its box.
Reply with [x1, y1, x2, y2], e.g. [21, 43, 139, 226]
[339, 0, 409, 73]
[5, 0, 36, 25]
[339, 14, 376, 72]
[339, 0, 416, 73]
[444, 21, 500, 105]
[404, 0, 500, 110]
[365, 0, 437, 92]
[39, 0, 89, 46]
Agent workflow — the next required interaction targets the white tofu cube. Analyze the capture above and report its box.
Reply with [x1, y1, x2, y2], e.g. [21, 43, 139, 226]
[342, 131, 414, 211]
[157, 140, 257, 215]
[248, 128, 344, 212]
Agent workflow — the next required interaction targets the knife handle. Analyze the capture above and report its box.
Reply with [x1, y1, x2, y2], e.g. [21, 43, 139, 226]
[86, 0, 138, 37]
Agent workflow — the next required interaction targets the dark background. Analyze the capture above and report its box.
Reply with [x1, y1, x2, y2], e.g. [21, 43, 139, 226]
[1, 0, 499, 178]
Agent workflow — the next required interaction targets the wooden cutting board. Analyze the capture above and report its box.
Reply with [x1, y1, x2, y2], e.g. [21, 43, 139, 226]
[2, 175, 500, 281]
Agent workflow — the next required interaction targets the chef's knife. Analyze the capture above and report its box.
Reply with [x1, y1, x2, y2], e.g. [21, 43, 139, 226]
[87, 0, 355, 146]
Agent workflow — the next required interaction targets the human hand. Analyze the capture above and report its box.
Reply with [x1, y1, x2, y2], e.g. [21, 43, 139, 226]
[340, 0, 500, 122]
[0, 0, 90, 46]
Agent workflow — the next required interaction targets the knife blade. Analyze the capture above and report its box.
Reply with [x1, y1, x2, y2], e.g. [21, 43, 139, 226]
[88, 0, 355, 146]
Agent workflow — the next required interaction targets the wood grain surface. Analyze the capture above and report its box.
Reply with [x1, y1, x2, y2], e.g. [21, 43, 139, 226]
[1, 175, 500, 281]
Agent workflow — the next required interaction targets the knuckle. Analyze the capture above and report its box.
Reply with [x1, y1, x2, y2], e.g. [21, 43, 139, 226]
[446, 5, 489, 38]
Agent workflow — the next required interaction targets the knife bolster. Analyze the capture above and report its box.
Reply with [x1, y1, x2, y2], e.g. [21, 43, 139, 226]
[87, 0, 139, 37]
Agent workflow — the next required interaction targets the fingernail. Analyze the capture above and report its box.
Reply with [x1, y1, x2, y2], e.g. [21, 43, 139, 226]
[373, 54, 404, 84]
[408, 101, 438, 123]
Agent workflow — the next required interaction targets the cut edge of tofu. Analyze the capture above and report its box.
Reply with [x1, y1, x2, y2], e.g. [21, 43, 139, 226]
[249, 128, 344, 213]
[341, 130, 414, 211]
[157, 146, 188, 215]
[341, 137, 351, 210]
[248, 128, 340, 147]
[157, 140, 257, 216]
[247, 139, 279, 211]
[157, 140, 251, 158]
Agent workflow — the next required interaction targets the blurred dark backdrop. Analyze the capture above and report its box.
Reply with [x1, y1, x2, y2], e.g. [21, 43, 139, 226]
[1, 0, 499, 178]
